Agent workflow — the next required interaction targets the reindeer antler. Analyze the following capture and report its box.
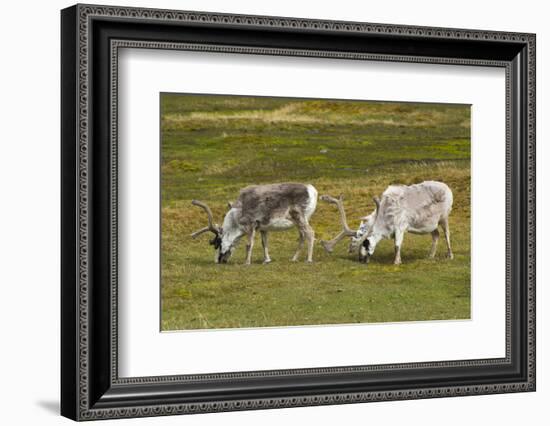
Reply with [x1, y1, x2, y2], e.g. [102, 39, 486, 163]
[319, 194, 357, 253]
[373, 196, 381, 211]
[190, 200, 221, 238]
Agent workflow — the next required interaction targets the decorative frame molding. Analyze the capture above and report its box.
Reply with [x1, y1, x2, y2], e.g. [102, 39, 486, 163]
[61, 3, 535, 421]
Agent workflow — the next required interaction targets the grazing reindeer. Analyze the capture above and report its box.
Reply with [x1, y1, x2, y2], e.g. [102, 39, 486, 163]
[191, 183, 318, 264]
[321, 181, 454, 265]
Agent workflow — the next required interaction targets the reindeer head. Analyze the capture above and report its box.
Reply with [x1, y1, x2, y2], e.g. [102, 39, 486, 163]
[190, 200, 235, 264]
[358, 196, 381, 263]
[348, 212, 376, 254]
[319, 194, 378, 259]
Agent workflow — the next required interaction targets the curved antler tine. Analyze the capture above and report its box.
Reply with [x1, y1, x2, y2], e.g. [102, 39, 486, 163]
[320, 194, 354, 234]
[373, 196, 381, 211]
[191, 200, 220, 236]
[319, 193, 357, 253]
[190, 226, 211, 239]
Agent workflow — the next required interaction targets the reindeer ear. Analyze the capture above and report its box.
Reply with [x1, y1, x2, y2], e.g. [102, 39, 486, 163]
[227, 201, 233, 210]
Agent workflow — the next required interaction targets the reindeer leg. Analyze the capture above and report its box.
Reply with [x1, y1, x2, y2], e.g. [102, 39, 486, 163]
[260, 230, 271, 264]
[441, 217, 453, 259]
[290, 209, 313, 262]
[394, 229, 404, 265]
[305, 222, 315, 263]
[429, 229, 440, 258]
[244, 227, 256, 265]
[291, 229, 305, 262]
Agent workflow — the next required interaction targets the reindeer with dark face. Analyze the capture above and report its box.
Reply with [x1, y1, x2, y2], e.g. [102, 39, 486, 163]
[359, 181, 454, 265]
[191, 183, 318, 264]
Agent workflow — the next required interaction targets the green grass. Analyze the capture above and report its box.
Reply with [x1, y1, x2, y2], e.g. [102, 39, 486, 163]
[160, 94, 471, 331]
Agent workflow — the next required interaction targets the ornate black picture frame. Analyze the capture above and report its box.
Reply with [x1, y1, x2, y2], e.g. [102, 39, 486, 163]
[61, 4, 536, 421]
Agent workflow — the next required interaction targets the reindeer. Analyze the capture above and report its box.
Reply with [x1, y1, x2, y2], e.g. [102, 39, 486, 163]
[191, 183, 318, 264]
[320, 181, 454, 265]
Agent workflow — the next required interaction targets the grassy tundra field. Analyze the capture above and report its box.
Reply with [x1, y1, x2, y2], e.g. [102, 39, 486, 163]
[161, 94, 471, 331]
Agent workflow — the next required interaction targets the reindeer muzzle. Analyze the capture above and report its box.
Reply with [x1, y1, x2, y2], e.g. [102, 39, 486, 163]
[359, 240, 371, 264]
[358, 250, 370, 264]
[217, 251, 231, 264]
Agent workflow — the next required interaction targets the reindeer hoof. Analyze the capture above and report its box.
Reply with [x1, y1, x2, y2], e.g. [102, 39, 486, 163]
[447, 253, 454, 260]
[263, 259, 272, 264]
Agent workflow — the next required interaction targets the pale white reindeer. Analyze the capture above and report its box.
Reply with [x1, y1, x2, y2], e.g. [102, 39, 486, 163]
[191, 183, 318, 264]
[320, 181, 454, 265]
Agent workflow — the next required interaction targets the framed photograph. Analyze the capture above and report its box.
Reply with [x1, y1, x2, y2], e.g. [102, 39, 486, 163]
[61, 4, 536, 421]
